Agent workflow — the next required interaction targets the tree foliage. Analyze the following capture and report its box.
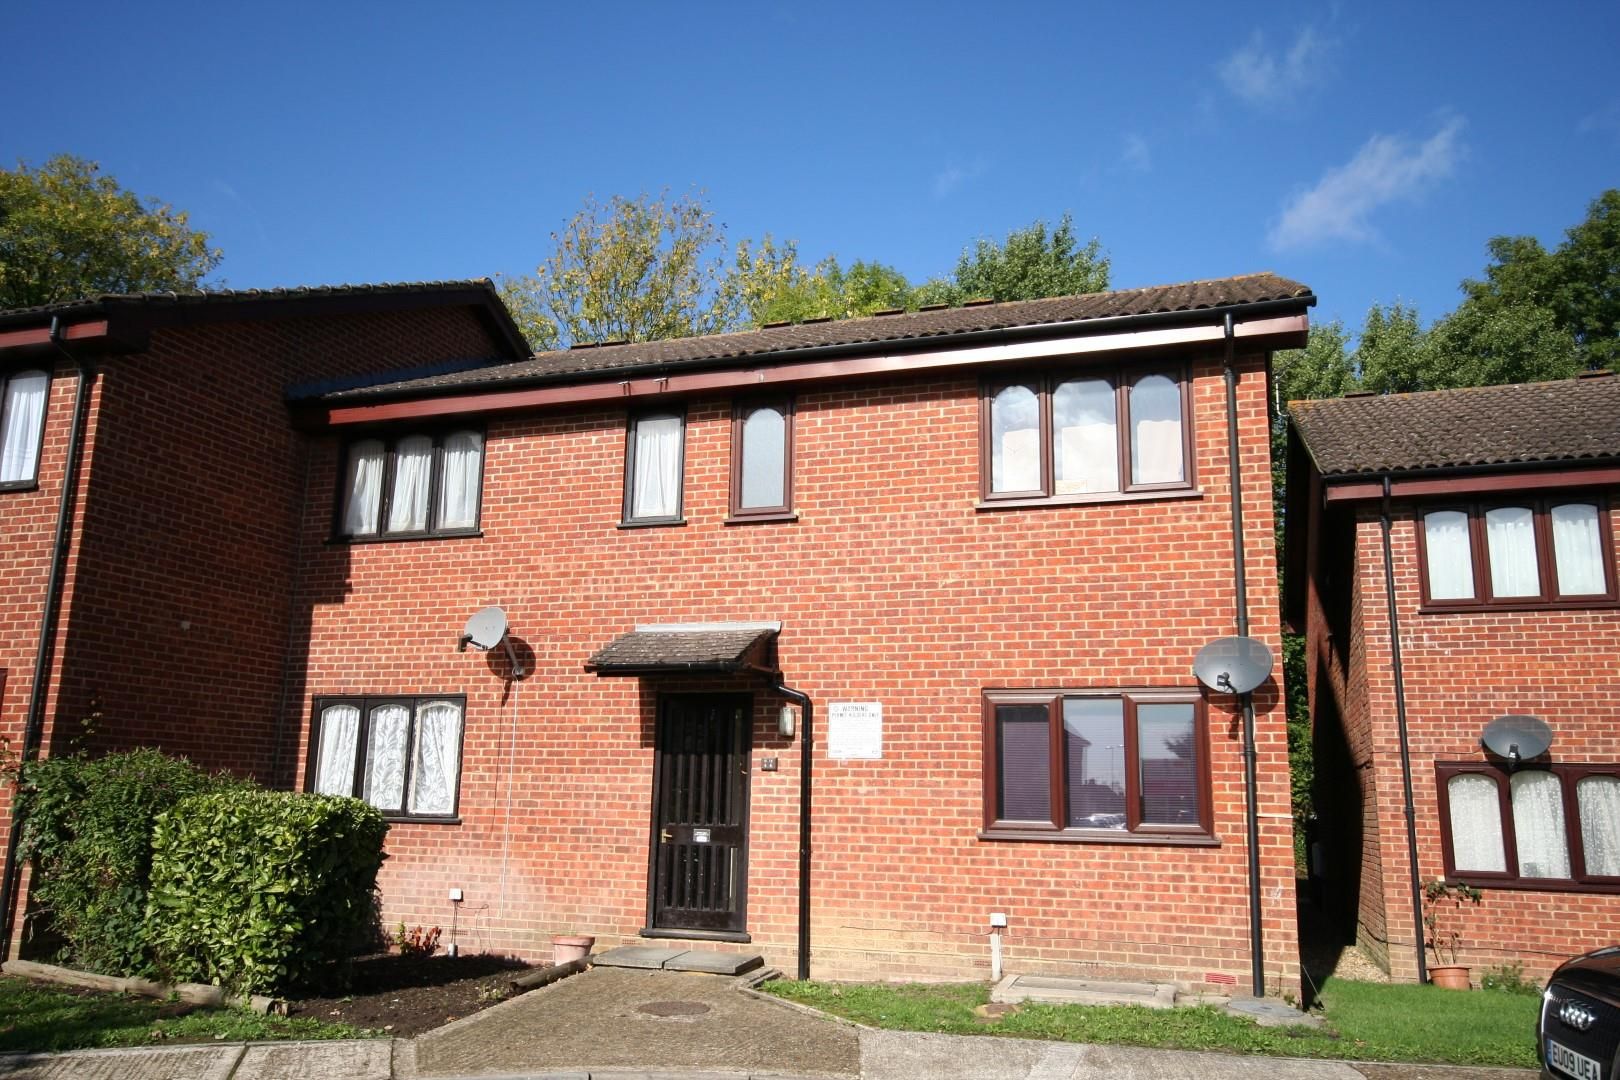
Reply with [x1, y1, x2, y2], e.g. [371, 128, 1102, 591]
[934, 213, 1110, 304]
[750, 257, 914, 325]
[0, 155, 221, 310]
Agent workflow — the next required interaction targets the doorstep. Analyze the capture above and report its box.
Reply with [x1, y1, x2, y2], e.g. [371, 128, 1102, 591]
[594, 945, 764, 975]
[991, 973, 1179, 1009]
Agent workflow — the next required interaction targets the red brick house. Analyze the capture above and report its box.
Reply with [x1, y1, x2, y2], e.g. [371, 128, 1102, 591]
[2, 272, 1312, 993]
[1286, 375, 1620, 983]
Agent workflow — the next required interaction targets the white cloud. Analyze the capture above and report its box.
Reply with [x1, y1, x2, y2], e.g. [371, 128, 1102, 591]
[1269, 117, 1465, 251]
[1120, 133, 1151, 173]
[1579, 99, 1620, 138]
[932, 159, 986, 199]
[1219, 27, 1330, 106]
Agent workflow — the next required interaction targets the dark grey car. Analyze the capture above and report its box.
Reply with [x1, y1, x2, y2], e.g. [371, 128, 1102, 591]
[1542, 946, 1620, 1080]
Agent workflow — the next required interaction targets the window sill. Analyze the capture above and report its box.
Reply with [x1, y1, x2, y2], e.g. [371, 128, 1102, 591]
[978, 828, 1219, 846]
[1419, 597, 1620, 615]
[617, 518, 687, 530]
[331, 529, 483, 545]
[1449, 874, 1620, 896]
[0, 480, 40, 493]
[977, 488, 1203, 512]
[639, 926, 751, 943]
[724, 511, 799, 526]
[381, 815, 462, 826]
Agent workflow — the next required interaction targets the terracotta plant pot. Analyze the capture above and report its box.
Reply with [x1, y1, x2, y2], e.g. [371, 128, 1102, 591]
[1429, 965, 1472, 990]
[552, 935, 595, 966]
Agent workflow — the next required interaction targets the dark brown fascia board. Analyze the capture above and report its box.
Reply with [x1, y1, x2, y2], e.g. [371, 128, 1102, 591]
[1321, 461, 1620, 503]
[0, 318, 147, 355]
[307, 310, 1309, 428]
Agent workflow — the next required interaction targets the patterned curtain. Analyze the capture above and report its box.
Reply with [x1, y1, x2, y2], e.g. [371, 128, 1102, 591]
[408, 700, 463, 816]
[1511, 770, 1570, 878]
[313, 704, 359, 796]
[364, 704, 411, 811]
[1447, 774, 1506, 872]
[1578, 776, 1620, 877]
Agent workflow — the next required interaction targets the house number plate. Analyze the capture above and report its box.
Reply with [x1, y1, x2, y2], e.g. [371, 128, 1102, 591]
[692, 829, 711, 844]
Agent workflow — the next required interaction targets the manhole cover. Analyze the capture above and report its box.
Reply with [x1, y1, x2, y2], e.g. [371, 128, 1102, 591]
[637, 1000, 712, 1018]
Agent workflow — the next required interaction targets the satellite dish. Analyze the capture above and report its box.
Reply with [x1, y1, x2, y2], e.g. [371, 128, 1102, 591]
[1193, 636, 1275, 695]
[1481, 714, 1552, 764]
[458, 606, 525, 679]
[462, 606, 508, 650]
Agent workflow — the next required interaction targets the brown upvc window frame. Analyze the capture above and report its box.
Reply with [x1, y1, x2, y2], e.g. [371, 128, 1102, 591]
[1435, 761, 1620, 894]
[334, 426, 486, 542]
[0, 367, 51, 492]
[1416, 494, 1619, 612]
[978, 362, 1196, 507]
[621, 407, 687, 527]
[307, 694, 467, 823]
[980, 688, 1216, 845]
[727, 397, 795, 523]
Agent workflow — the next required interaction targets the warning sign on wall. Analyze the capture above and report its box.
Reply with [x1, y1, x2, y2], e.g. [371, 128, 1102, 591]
[827, 702, 883, 760]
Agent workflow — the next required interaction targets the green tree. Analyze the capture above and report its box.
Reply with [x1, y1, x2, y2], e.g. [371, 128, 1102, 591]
[0, 155, 221, 309]
[929, 213, 1110, 304]
[751, 257, 914, 325]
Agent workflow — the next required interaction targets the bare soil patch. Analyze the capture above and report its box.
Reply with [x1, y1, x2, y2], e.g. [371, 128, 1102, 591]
[288, 952, 534, 1039]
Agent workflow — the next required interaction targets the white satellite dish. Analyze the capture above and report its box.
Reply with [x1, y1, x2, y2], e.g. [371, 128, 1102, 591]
[1193, 636, 1275, 695]
[459, 606, 525, 678]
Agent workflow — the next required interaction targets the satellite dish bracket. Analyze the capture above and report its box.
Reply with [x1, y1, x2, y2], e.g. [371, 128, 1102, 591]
[459, 606, 526, 680]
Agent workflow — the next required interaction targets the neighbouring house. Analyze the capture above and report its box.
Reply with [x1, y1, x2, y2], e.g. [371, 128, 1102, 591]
[2, 272, 1313, 993]
[1286, 374, 1620, 983]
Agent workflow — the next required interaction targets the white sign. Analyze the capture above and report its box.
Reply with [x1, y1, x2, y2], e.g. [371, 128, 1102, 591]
[828, 702, 883, 760]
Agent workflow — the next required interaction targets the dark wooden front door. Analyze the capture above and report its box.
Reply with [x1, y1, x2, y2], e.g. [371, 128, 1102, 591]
[647, 694, 751, 935]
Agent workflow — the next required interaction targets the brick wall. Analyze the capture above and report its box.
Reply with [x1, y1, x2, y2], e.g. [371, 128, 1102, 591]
[289, 350, 1300, 991]
[1329, 500, 1620, 982]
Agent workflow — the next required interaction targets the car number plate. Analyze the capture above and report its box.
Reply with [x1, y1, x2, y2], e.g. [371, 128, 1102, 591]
[1548, 1038, 1603, 1080]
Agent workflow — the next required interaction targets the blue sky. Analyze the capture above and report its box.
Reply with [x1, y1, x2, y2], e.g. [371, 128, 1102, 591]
[5, 1, 1617, 334]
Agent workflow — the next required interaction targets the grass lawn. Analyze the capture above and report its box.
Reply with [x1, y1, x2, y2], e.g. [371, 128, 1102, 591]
[763, 977, 1540, 1069]
[0, 976, 369, 1053]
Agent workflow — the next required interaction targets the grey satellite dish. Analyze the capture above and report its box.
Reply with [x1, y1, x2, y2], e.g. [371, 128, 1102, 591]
[1481, 714, 1552, 764]
[1193, 636, 1274, 695]
[459, 606, 525, 679]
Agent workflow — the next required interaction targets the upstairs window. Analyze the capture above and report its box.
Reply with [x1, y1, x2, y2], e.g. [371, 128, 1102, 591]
[983, 689, 1212, 842]
[729, 399, 793, 520]
[311, 695, 465, 820]
[982, 366, 1191, 503]
[1438, 763, 1620, 891]
[623, 410, 685, 525]
[0, 369, 49, 488]
[1419, 496, 1616, 608]
[339, 429, 483, 539]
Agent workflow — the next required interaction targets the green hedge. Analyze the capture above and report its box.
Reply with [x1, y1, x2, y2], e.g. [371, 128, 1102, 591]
[147, 790, 387, 994]
[16, 750, 245, 975]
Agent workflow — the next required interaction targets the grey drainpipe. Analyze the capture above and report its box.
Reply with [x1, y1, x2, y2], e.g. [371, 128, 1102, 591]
[0, 318, 97, 960]
[775, 679, 813, 981]
[1379, 477, 1429, 984]
[1222, 314, 1266, 997]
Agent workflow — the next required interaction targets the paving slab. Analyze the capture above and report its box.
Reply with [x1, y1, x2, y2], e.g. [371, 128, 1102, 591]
[594, 947, 687, 970]
[991, 973, 1177, 1009]
[233, 1037, 393, 1079]
[412, 967, 857, 1078]
[663, 951, 764, 976]
[0, 1043, 243, 1079]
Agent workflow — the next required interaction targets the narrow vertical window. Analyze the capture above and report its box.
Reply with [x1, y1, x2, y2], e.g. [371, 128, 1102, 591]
[1446, 773, 1507, 872]
[387, 434, 435, 533]
[995, 703, 1052, 822]
[437, 431, 483, 530]
[363, 703, 411, 813]
[731, 401, 792, 518]
[1485, 506, 1540, 598]
[1551, 502, 1606, 596]
[989, 384, 1041, 494]
[1129, 373, 1184, 486]
[0, 369, 49, 486]
[1577, 776, 1620, 877]
[625, 411, 685, 523]
[1063, 698, 1125, 829]
[342, 439, 386, 536]
[1510, 770, 1570, 878]
[1423, 510, 1476, 600]
[1052, 378, 1118, 495]
[313, 703, 360, 796]
[408, 700, 463, 816]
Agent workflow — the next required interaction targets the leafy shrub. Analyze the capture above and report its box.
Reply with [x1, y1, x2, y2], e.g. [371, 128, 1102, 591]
[1480, 961, 1540, 996]
[147, 790, 387, 994]
[394, 923, 441, 957]
[14, 749, 246, 974]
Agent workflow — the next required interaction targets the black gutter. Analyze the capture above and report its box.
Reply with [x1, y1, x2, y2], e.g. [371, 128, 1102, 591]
[327, 294, 1317, 406]
[1223, 313, 1266, 997]
[774, 679, 814, 981]
[0, 318, 97, 961]
[1379, 476, 1429, 984]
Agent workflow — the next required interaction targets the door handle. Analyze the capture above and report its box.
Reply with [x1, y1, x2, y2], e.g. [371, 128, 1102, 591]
[660, 829, 672, 843]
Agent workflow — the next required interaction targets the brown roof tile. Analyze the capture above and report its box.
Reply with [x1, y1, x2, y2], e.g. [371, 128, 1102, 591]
[584, 625, 778, 675]
[328, 272, 1313, 401]
[1290, 374, 1620, 477]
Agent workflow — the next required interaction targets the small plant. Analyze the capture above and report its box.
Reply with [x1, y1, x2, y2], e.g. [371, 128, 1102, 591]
[476, 983, 506, 1003]
[1480, 961, 1539, 996]
[1422, 879, 1483, 966]
[394, 923, 442, 957]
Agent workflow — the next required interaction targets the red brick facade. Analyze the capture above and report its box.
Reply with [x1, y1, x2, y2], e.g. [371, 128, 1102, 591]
[1300, 473, 1620, 982]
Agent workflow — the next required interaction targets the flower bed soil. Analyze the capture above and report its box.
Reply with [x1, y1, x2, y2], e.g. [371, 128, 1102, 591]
[288, 952, 535, 1038]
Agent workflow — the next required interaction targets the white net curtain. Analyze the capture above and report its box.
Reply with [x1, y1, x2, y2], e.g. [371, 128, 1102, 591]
[437, 431, 482, 529]
[631, 413, 683, 519]
[409, 700, 463, 816]
[313, 704, 359, 796]
[1485, 506, 1540, 597]
[1447, 773, 1507, 872]
[1552, 502, 1606, 595]
[1423, 511, 1476, 600]
[0, 370, 48, 484]
[1578, 776, 1620, 877]
[363, 704, 411, 812]
[1510, 770, 1571, 878]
